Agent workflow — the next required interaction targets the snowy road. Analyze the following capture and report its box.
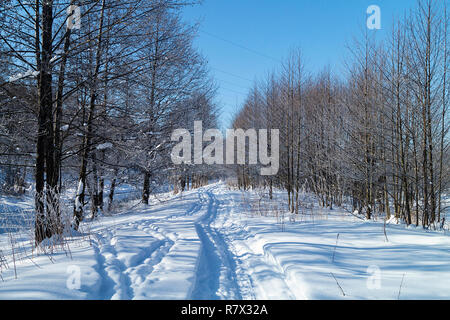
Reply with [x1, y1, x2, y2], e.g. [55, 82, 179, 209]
[1, 182, 450, 300]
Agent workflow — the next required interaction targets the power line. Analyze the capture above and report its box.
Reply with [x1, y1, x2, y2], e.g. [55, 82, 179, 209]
[219, 86, 248, 96]
[211, 67, 254, 83]
[220, 94, 246, 102]
[216, 78, 245, 88]
[216, 77, 248, 89]
[200, 29, 282, 64]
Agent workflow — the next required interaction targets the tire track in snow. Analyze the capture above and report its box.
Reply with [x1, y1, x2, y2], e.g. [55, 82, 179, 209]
[191, 187, 242, 299]
[211, 187, 298, 300]
[165, 191, 207, 222]
[93, 184, 255, 300]
[209, 193, 255, 300]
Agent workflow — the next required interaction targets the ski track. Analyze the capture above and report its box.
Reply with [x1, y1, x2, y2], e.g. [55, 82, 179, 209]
[191, 188, 242, 299]
[0, 182, 286, 300]
[2, 182, 450, 299]
[89, 183, 267, 300]
[210, 190, 299, 300]
[93, 225, 174, 300]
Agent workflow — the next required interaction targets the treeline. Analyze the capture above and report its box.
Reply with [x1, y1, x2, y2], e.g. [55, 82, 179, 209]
[232, 0, 449, 228]
[0, 0, 218, 243]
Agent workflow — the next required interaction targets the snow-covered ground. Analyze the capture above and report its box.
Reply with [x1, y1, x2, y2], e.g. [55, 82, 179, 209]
[0, 182, 450, 300]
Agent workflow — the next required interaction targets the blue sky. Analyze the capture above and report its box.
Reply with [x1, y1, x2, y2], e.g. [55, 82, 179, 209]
[182, 0, 417, 129]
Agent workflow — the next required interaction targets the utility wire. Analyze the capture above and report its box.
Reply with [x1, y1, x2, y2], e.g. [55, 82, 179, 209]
[216, 77, 248, 89]
[200, 30, 277, 100]
[219, 85, 248, 96]
[200, 29, 282, 64]
[211, 67, 254, 83]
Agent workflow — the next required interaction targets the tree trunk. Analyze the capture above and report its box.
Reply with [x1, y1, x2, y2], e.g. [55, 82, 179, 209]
[108, 170, 118, 212]
[142, 171, 151, 205]
[35, 0, 55, 244]
[73, 0, 106, 230]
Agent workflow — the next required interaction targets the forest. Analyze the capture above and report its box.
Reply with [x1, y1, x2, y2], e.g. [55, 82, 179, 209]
[0, 0, 448, 249]
[0, 0, 220, 244]
[231, 1, 449, 229]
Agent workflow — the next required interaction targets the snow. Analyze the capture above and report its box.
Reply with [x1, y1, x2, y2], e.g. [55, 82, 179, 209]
[8, 70, 39, 83]
[74, 180, 84, 212]
[0, 182, 449, 300]
[0, 194, 34, 235]
[96, 142, 113, 151]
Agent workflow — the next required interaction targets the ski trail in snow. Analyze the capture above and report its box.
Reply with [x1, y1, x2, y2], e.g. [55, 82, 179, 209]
[125, 188, 210, 299]
[88, 184, 303, 300]
[72, 183, 304, 300]
[93, 230, 133, 299]
[210, 188, 298, 300]
[2, 183, 450, 300]
[191, 188, 242, 299]
[87, 184, 288, 300]
[92, 216, 176, 299]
